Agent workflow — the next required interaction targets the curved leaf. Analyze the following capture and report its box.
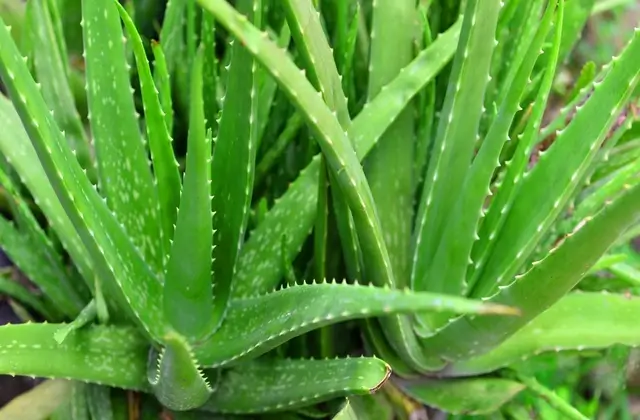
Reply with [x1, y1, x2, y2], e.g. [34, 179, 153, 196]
[0, 323, 148, 390]
[209, 0, 260, 333]
[148, 333, 213, 411]
[232, 18, 460, 297]
[399, 377, 525, 415]
[164, 48, 214, 340]
[195, 282, 517, 367]
[115, 0, 181, 259]
[201, 358, 390, 414]
[421, 170, 640, 362]
[448, 292, 640, 375]
[82, 0, 163, 271]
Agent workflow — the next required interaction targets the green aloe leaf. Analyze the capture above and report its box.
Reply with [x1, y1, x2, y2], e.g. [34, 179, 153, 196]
[115, 0, 182, 259]
[85, 384, 114, 420]
[471, 12, 639, 298]
[201, 10, 219, 135]
[364, 0, 416, 285]
[232, 19, 460, 297]
[0, 323, 148, 390]
[0, 95, 94, 294]
[195, 282, 516, 368]
[411, 0, 501, 294]
[27, 0, 93, 179]
[0, 166, 84, 317]
[0, 273, 54, 320]
[0, 379, 74, 420]
[421, 172, 640, 362]
[148, 333, 213, 411]
[201, 358, 390, 413]
[282, 0, 350, 126]
[424, 0, 556, 308]
[209, 0, 261, 332]
[164, 48, 214, 340]
[281, 0, 362, 287]
[82, 0, 163, 272]
[448, 292, 640, 375]
[159, 0, 187, 79]
[54, 300, 97, 344]
[399, 377, 525, 415]
[151, 40, 175, 135]
[0, 16, 167, 339]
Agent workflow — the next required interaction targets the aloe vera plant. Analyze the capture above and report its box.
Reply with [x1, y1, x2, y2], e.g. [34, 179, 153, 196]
[0, 0, 639, 418]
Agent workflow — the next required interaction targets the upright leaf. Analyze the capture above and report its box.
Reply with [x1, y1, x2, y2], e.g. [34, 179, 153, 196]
[209, 0, 261, 331]
[364, 0, 416, 285]
[411, 0, 501, 295]
[82, 0, 163, 271]
[115, 1, 182, 261]
[164, 49, 214, 340]
[0, 17, 167, 339]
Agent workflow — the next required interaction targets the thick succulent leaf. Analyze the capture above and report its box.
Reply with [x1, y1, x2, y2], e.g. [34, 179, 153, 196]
[82, 0, 163, 271]
[448, 292, 640, 375]
[362, 319, 417, 379]
[197, 3, 462, 372]
[411, 0, 501, 293]
[399, 377, 525, 415]
[421, 174, 640, 361]
[0, 18, 166, 339]
[201, 11, 219, 135]
[148, 333, 213, 411]
[333, 395, 393, 420]
[28, 0, 93, 178]
[199, 0, 398, 298]
[151, 40, 175, 135]
[472, 20, 640, 298]
[364, 0, 416, 284]
[0, 170, 84, 317]
[54, 300, 97, 344]
[426, 0, 556, 304]
[256, 22, 291, 147]
[209, 0, 260, 332]
[0, 323, 148, 390]
[281, 0, 363, 289]
[159, 0, 187, 77]
[282, 0, 350, 127]
[201, 358, 390, 413]
[195, 282, 516, 367]
[164, 49, 214, 340]
[0, 379, 74, 420]
[115, 0, 181, 259]
[232, 20, 460, 297]
[0, 274, 54, 319]
[254, 112, 304, 184]
[0, 96, 94, 293]
[85, 384, 114, 420]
